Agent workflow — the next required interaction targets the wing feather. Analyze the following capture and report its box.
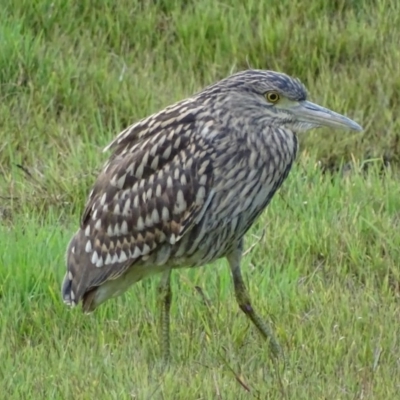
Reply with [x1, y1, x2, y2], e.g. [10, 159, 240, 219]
[64, 105, 215, 306]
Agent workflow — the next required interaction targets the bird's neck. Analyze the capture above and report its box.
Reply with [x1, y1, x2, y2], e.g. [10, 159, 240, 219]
[242, 125, 299, 172]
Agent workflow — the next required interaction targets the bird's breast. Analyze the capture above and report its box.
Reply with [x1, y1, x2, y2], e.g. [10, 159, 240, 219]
[189, 131, 297, 247]
[174, 128, 299, 264]
[210, 127, 298, 222]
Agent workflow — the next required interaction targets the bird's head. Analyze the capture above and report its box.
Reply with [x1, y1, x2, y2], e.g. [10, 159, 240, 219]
[214, 70, 363, 133]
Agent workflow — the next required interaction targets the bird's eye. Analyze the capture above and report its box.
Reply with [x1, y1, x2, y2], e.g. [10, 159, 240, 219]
[265, 92, 280, 103]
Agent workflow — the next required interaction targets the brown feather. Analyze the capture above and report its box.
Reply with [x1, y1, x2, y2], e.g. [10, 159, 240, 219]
[62, 104, 214, 307]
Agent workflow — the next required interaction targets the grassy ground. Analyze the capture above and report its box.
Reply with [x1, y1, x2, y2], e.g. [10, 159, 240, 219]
[1, 0, 400, 398]
[2, 163, 400, 398]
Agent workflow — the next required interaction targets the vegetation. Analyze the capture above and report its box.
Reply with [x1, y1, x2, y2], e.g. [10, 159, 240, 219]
[1, 0, 399, 398]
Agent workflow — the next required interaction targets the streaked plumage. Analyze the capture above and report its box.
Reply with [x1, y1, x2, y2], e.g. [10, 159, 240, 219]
[62, 70, 362, 360]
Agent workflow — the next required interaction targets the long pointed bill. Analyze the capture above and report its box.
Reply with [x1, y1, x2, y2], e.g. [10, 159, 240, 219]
[295, 100, 363, 131]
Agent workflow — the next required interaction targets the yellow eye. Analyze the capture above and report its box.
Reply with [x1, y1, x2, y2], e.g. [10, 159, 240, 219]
[265, 92, 280, 103]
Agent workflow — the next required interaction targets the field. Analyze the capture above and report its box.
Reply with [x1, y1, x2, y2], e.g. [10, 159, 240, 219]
[1, 0, 400, 398]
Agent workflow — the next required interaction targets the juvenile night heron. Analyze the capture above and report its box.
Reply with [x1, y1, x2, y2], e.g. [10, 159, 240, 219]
[62, 70, 362, 360]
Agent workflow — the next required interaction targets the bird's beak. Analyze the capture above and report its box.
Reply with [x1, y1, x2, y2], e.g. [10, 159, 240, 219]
[294, 100, 363, 131]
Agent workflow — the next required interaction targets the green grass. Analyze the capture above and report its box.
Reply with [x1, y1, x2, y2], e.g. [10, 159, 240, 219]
[1, 0, 400, 398]
[2, 162, 400, 398]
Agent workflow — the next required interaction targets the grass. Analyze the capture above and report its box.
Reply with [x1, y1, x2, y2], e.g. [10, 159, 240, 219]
[2, 162, 400, 398]
[1, 0, 400, 398]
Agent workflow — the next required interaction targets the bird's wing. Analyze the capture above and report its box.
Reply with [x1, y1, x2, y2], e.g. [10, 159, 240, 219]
[64, 104, 215, 306]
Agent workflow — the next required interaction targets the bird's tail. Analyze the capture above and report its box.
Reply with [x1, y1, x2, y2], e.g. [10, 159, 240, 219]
[61, 233, 80, 307]
[61, 272, 75, 306]
[62, 230, 97, 310]
[61, 229, 112, 313]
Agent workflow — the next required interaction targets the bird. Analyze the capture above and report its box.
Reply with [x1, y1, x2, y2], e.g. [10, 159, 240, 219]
[61, 69, 362, 361]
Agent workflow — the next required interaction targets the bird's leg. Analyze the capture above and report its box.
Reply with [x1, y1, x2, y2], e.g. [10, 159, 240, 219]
[157, 268, 172, 362]
[227, 242, 282, 358]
